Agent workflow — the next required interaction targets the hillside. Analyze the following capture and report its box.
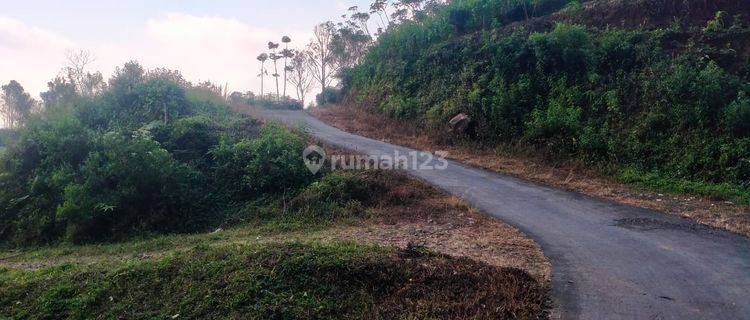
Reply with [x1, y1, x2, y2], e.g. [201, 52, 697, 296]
[0, 62, 549, 318]
[344, 0, 750, 204]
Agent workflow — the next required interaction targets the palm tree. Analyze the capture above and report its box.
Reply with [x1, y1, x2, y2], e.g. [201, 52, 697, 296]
[256, 53, 269, 96]
[281, 36, 292, 98]
[268, 41, 280, 100]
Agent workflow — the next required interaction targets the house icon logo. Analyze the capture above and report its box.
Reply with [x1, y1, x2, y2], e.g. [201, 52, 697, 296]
[303, 145, 326, 174]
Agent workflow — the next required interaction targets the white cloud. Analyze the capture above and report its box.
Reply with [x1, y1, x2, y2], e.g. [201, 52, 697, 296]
[138, 12, 310, 95]
[0, 17, 75, 98]
[1, 13, 314, 102]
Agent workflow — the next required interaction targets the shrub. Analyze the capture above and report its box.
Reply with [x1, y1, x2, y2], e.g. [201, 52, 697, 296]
[244, 125, 314, 193]
[0, 113, 94, 245]
[316, 87, 344, 106]
[186, 87, 232, 118]
[0, 61, 314, 246]
[55, 132, 209, 243]
[348, 2, 750, 198]
[291, 173, 372, 219]
[149, 116, 221, 169]
[211, 125, 314, 200]
[725, 92, 750, 136]
[250, 96, 303, 110]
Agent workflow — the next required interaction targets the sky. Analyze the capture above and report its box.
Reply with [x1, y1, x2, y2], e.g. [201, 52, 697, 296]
[0, 0, 372, 100]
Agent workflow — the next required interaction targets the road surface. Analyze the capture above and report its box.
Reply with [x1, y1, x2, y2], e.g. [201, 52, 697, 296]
[255, 109, 750, 320]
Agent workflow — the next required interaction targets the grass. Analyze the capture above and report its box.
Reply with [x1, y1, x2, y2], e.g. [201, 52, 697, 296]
[0, 242, 548, 320]
[618, 168, 750, 205]
[0, 169, 550, 319]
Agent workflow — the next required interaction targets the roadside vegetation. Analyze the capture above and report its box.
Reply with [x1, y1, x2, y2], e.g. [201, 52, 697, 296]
[0, 242, 546, 320]
[0, 56, 549, 317]
[343, 0, 750, 204]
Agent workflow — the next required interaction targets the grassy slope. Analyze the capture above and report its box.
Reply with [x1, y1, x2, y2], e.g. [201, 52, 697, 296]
[346, 0, 750, 203]
[0, 170, 549, 319]
[0, 243, 547, 320]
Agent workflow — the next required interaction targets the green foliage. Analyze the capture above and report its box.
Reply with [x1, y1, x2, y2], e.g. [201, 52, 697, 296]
[0, 242, 547, 320]
[210, 124, 313, 201]
[0, 61, 317, 247]
[350, 3, 750, 202]
[291, 172, 373, 219]
[248, 95, 304, 110]
[315, 87, 344, 106]
[242, 125, 313, 194]
[55, 132, 209, 243]
[149, 116, 221, 170]
[0, 129, 12, 149]
[724, 92, 750, 136]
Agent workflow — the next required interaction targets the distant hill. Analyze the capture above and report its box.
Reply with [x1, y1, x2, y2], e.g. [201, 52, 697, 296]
[345, 0, 750, 202]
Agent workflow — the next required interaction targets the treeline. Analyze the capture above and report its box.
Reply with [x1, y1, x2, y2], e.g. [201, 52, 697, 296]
[345, 0, 750, 201]
[248, 0, 450, 108]
[0, 60, 319, 246]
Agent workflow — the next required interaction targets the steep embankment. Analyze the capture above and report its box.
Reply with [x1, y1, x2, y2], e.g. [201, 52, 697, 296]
[345, 0, 750, 204]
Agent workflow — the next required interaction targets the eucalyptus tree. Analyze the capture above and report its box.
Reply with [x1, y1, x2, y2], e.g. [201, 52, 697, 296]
[1, 81, 35, 128]
[256, 53, 269, 96]
[268, 41, 281, 99]
[64, 49, 106, 96]
[306, 22, 339, 95]
[370, 0, 391, 30]
[288, 51, 314, 106]
[281, 36, 293, 98]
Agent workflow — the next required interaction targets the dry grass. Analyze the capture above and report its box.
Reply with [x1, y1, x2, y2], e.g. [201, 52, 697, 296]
[331, 170, 551, 281]
[311, 104, 750, 237]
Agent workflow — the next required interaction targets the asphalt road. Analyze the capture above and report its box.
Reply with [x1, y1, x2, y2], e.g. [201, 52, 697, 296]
[256, 109, 750, 320]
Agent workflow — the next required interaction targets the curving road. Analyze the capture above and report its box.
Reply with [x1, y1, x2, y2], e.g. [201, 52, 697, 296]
[255, 109, 750, 320]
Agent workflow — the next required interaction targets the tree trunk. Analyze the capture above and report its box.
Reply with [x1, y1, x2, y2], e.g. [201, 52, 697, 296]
[283, 44, 289, 98]
[274, 59, 280, 100]
[260, 62, 265, 96]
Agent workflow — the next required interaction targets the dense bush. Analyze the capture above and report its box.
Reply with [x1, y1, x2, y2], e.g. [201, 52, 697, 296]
[316, 87, 344, 106]
[211, 125, 314, 201]
[0, 129, 13, 149]
[55, 132, 209, 243]
[349, 2, 750, 201]
[0, 62, 317, 246]
[248, 95, 303, 110]
[291, 172, 373, 218]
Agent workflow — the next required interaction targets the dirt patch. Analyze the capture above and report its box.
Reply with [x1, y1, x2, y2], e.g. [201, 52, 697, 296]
[325, 170, 550, 281]
[310, 104, 750, 238]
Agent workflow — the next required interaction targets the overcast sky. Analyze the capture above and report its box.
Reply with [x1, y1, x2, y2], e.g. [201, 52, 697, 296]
[1, 0, 371, 99]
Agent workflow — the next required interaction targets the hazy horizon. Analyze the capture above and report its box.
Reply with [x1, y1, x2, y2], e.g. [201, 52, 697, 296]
[1, 0, 372, 101]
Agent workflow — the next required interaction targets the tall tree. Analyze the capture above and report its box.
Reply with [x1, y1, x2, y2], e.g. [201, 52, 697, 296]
[64, 49, 106, 96]
[281, 36, 293, 98]
[370, 0, 391, 31]
[40, 76, 77, 109]
[287, 51, 314, 106]
[307, 22, 339, 95]
[256, 53, 269, 96]
[268, 41, 281, 100]
[1, 81, 35, 128]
